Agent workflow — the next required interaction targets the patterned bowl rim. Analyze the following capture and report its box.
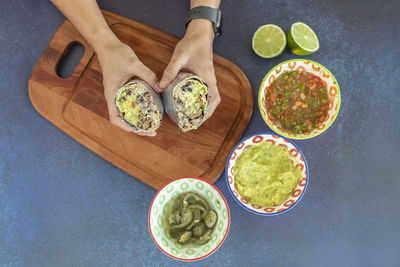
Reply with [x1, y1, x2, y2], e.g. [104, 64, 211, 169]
[148, 177, 231, 262]
[258, 59, 341, 139]
[225, 132, 309, 216]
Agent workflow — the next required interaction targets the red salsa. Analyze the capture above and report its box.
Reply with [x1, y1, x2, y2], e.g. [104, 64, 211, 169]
[265, 71, 329, 134]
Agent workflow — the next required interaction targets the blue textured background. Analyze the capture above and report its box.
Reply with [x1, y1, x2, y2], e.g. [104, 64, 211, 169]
[1, 0, 399, 266]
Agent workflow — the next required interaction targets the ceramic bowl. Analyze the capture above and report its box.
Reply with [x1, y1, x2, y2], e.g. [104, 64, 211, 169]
[148, 177, 230, 261]
[258, 59, 341, 139]
[225, 133, 309, 216]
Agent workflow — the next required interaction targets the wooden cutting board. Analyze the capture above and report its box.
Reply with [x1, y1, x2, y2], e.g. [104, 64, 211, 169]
[28, 10, 253, 189]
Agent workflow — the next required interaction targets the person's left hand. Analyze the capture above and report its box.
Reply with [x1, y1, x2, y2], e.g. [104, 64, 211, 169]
[159, 20, 221, 120]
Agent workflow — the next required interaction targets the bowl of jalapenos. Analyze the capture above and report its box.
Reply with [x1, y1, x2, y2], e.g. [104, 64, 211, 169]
[148, 177, 230, 261]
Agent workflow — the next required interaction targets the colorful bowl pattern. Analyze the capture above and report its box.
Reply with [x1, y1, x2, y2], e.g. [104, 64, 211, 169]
[225, 133, 309, 216]
[258, 59, 341, 139]
[148, 177, 230, 261]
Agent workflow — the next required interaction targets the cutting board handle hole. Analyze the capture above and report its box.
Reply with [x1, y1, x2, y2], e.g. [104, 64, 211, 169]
[56, 42, 85, 78]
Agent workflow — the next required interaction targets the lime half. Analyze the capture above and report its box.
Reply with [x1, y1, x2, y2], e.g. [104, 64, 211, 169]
[287, 22, 319, 55]
[252, 24, 287, 58]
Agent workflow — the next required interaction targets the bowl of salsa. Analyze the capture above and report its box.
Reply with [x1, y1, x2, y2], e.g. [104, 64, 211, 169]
[258, 59, 341, 139]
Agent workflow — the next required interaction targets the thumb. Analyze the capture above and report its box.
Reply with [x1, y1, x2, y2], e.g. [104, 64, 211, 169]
[135, 62, 161, 93]
[160, 56, 184, 89]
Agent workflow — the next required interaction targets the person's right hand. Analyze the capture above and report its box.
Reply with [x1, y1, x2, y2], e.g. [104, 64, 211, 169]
[96, 40, 161, 136]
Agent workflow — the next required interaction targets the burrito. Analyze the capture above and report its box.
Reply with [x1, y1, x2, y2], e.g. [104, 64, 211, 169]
[115, 79, 163, 132]
[162, 73, 209, 132]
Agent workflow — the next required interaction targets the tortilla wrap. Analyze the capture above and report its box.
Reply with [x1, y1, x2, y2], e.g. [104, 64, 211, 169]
[162, 72, 209, 132]
[115, 79, 163, 132]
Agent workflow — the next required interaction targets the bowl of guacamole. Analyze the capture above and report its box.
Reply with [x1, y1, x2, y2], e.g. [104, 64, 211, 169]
[225, 133, 309, 216]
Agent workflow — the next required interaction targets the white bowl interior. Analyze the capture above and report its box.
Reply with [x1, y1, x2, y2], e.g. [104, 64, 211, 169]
[149, 178, 229, 260]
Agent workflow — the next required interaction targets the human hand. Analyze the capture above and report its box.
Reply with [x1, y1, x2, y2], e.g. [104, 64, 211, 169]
[159, 20, 221, 120]
[96, 40, 161, 136]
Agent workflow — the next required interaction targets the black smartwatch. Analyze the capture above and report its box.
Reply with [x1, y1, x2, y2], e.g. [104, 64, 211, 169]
[185, 6, 222, 36]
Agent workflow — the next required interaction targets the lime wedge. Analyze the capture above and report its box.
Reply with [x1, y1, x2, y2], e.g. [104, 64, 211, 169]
[287, 22, 319, 55]
[252, 24, 287, 58]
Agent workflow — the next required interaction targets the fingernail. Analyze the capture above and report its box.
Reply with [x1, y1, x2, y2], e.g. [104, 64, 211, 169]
[155, 83, 162, 92]
[159, 77, 168, 88]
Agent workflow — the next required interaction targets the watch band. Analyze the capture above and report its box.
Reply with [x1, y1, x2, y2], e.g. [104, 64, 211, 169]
[185, 6, 222, 36]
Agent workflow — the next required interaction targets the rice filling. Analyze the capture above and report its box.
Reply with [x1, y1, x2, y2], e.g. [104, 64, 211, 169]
[173, 78, 208, 131]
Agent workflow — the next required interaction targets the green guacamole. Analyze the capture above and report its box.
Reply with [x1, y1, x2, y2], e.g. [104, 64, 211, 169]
[174, 78, 207, 116]
[234, 142, 302, 207]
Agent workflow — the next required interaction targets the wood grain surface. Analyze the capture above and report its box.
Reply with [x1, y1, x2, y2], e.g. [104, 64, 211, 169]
[28, 10, 253, 189]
